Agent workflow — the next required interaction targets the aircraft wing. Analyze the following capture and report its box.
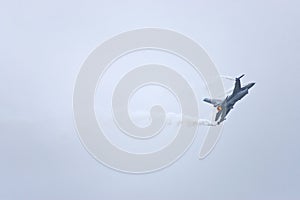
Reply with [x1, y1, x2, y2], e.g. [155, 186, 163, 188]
[203, 98, 223, 107]
[232, 74, 244, 95]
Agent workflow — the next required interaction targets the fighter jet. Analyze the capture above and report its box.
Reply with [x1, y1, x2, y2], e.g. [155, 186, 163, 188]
[203, 74, 255, 124]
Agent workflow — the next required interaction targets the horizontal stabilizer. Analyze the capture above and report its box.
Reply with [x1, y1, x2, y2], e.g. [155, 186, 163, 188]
[215, 110, 222, 121]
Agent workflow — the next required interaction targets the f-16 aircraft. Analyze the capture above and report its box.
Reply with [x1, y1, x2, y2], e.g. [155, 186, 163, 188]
[203, 74, 255, 124]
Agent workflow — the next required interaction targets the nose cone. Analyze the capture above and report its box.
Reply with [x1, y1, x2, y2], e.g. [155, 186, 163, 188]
[247, 82, 255, 89]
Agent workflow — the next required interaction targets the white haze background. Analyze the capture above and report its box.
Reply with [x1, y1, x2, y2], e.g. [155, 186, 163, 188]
[0, 0, 299, 199]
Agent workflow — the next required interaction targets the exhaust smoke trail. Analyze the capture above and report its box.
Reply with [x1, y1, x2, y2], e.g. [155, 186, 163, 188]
[129, 111, 218, 127]
[166, 113, 217, 126]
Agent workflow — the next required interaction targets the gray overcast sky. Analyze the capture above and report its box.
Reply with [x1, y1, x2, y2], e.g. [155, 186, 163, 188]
[0, 0, 299, 200]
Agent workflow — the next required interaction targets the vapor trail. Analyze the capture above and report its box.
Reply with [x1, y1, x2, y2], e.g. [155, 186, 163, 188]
[220, 75, 235, 81]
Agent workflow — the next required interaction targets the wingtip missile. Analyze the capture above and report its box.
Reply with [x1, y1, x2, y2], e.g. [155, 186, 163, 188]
[238, 74, 245, 79]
